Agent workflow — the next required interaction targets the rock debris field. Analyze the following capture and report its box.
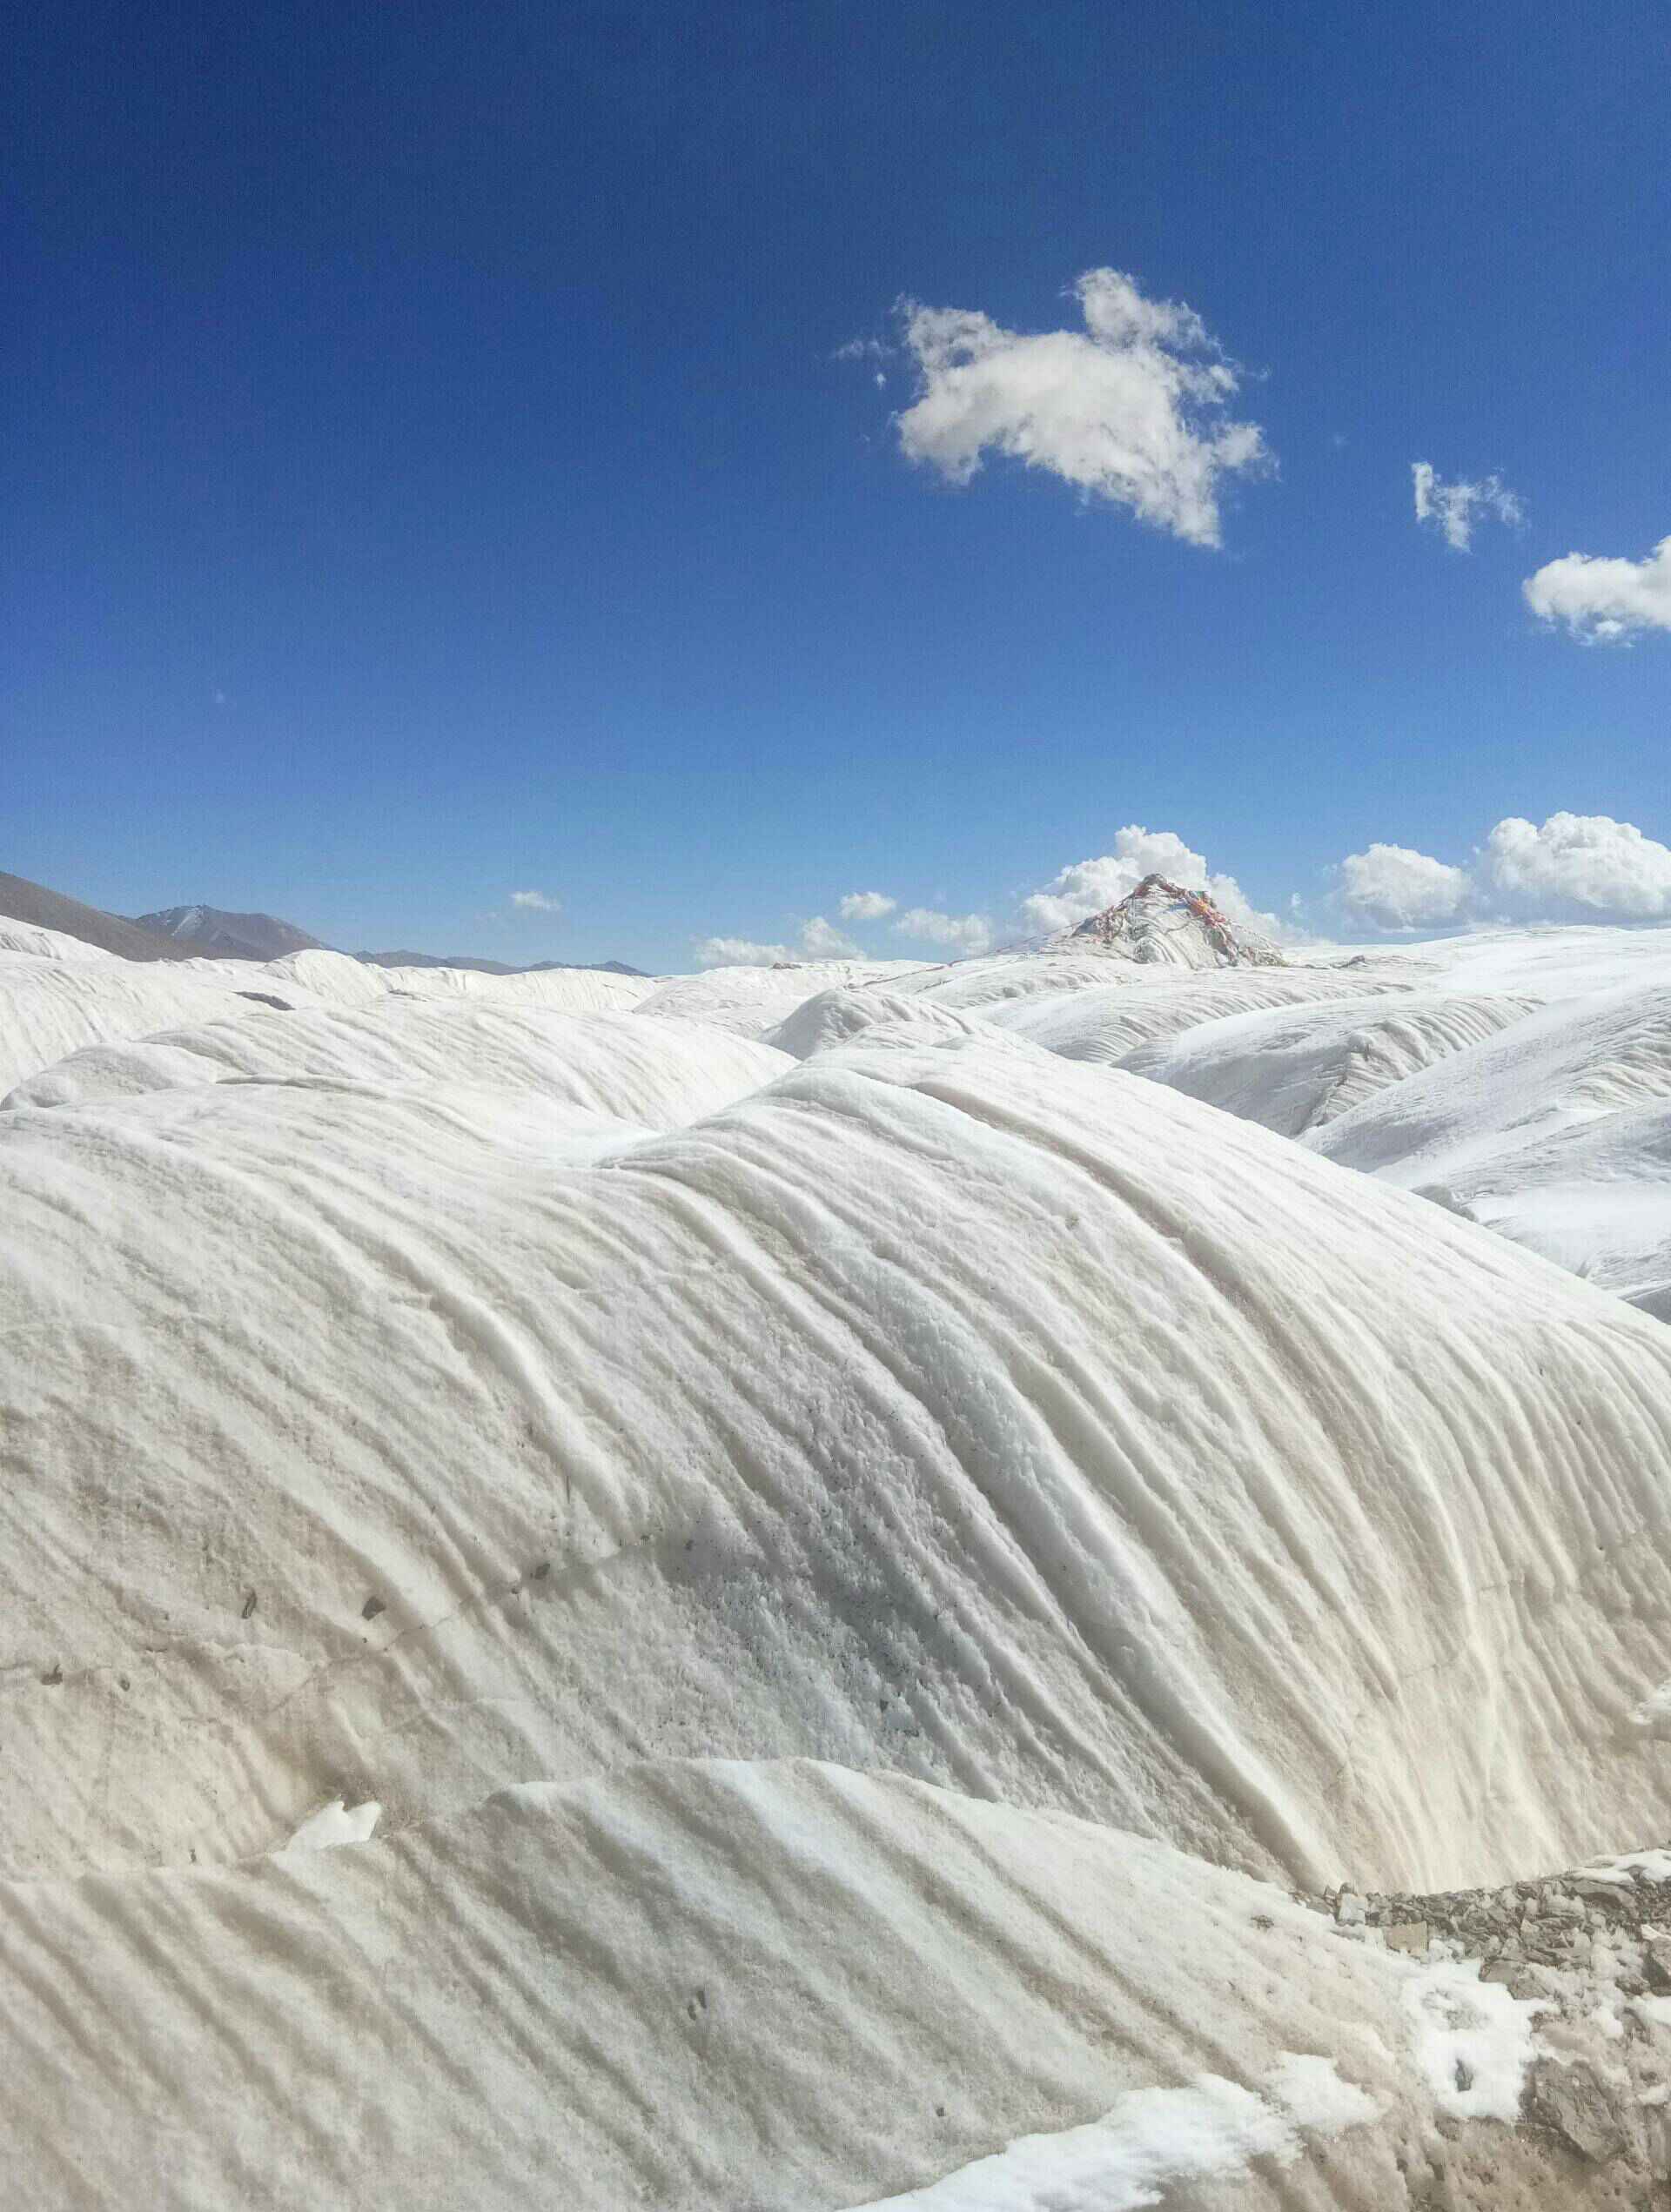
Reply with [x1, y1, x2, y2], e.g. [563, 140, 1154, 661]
[6, 895, 1671, 2208]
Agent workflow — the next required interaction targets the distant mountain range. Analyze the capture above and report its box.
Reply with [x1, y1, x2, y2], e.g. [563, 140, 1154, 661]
[1, 877, 646, 975]
[135, 905, 332, 961]
[0, 872, 193, 961]
[358, 948, 645, 976]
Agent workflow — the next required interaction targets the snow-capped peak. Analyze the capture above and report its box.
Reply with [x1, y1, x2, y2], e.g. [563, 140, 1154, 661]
[1053, 873, 1285, 969]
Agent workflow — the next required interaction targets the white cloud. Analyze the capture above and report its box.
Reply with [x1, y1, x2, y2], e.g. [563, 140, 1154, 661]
[894, 908, 993, 955]
[798, 915, 861, 957]
[894, 268, 1271, 547]
[509, 889, 560, 913]
[838, 890, 897, 921]
[1336, 843, 1472, 929]
[1331, 813, 1671, 932]
[695, 935, 794, 968]
[694, 915, 865, 966]
[1411, 462, 1524, 552]
[1523, 538, 1671, 642]
[1480, 813, 1671, 918]
[1020, 826, 1278, 940]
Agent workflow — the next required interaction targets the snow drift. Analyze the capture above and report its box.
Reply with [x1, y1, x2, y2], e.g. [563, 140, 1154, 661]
[0, 1756, 1533, 2212]
[7, 999, 789, 1125]
[4, 1023, 1671, 1900]
[1121, 989, 1537, 1137]
[7, 921, 1671, 2208]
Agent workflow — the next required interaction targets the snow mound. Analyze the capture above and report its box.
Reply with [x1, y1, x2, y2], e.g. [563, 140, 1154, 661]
[1308, 985, 1671, 1187]
[883, 953, 1142, 1012]
[1347, 922, 1671, 1002]
[0, 918, 115, 962]
[767, 983, 991, 1059]
[1122, 991, 1538, 1138]
[634, 958, 925, 1037]
[0, 1756, 1543, 2212]
[0, 952, 312, 1099]
[373, 961, 655, 1011]
[5, 1002, 790, 1126]
[989, 967, 1416, 1066]
[251, 946, 654, 1012]
[6, 1028, 1671, 1894]
[1415, 1100, 1671, 1315]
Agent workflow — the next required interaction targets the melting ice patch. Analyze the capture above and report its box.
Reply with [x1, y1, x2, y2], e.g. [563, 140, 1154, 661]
[853, 2055, 1377, 2209]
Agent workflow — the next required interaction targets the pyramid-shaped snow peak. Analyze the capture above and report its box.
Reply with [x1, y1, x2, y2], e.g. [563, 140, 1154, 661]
[1057, 873, 1285, 969]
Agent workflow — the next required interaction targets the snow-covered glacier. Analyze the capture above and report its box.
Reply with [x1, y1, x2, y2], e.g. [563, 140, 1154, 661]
[5, 917, 1671, 2206]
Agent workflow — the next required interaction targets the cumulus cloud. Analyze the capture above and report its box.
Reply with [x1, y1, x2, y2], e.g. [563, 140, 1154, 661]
[894, 268, 1271, 547]
[798, 915, 861, 957]
[1480, 813, 1671, 918]
[838, 890, 897, 922]
[894, 908, 994, 955]
[1332, 814, 1671, 932]
[1523, 538, 1671, 642]
[694, 915, 865, 967]
[1411, 462, 1524, 552]
[1336, 843, 1473, 929]
[1020, 826, 1278, 939]
[694, 935, 794, 968]
[509, 889, 560, 913]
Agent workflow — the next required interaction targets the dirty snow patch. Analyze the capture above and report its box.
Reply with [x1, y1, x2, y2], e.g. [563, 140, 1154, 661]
[853, 2055, 1377, 2209]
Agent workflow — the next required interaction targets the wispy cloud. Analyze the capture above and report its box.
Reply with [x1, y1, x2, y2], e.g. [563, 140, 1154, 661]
[509, 889, 560, 913]
[893, 268, 1271, 547]
[1411, 461, 1524, 552]
[1524, 537, 1671, 642]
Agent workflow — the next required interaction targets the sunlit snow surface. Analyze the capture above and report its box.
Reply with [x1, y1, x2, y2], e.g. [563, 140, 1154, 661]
[3, 923, 1671, 2207]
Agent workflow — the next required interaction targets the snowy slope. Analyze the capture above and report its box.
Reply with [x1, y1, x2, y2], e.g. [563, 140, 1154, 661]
[1326, 922, 1671, 1001]
[252, 945, 654, 1010]
[767, 982, 994, 1058]
[1417, 1100, 1671, 1318]
[0, 917, 114, 961]
[0, 1754, 1552, 2212]
[0, 952, 317, 1099]
[887, 950, 1139, 1012]
[1308, 986, 1671, 1186]
[5, 1025, 1671, 1900]
[635, 958, 924, 1036]
[6, 1001, 789, 1123]
[1121, 990, 1537, 1137]
[987, 966, 1415, 1065]
[10, 928, 1671, 2206]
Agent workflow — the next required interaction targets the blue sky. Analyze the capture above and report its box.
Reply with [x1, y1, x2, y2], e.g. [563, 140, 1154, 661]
[5, 0, 1668, 968]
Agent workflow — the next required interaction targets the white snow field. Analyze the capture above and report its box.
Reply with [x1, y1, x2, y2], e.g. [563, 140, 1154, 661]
[0, 947, 317, 1100]
[5, 917, 1671, 2206]
[983, 966, 1415, 1064]
[1, 1756, 1580, 2212]
[6, 999, 789, 1123]
[1358, 919, 1671, 1001]
[1120, 990, 1537, 1137]
[636, 955, 928, 1036]
[1307, 985, 1671, 1304]
[0, 916, 117, 961]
